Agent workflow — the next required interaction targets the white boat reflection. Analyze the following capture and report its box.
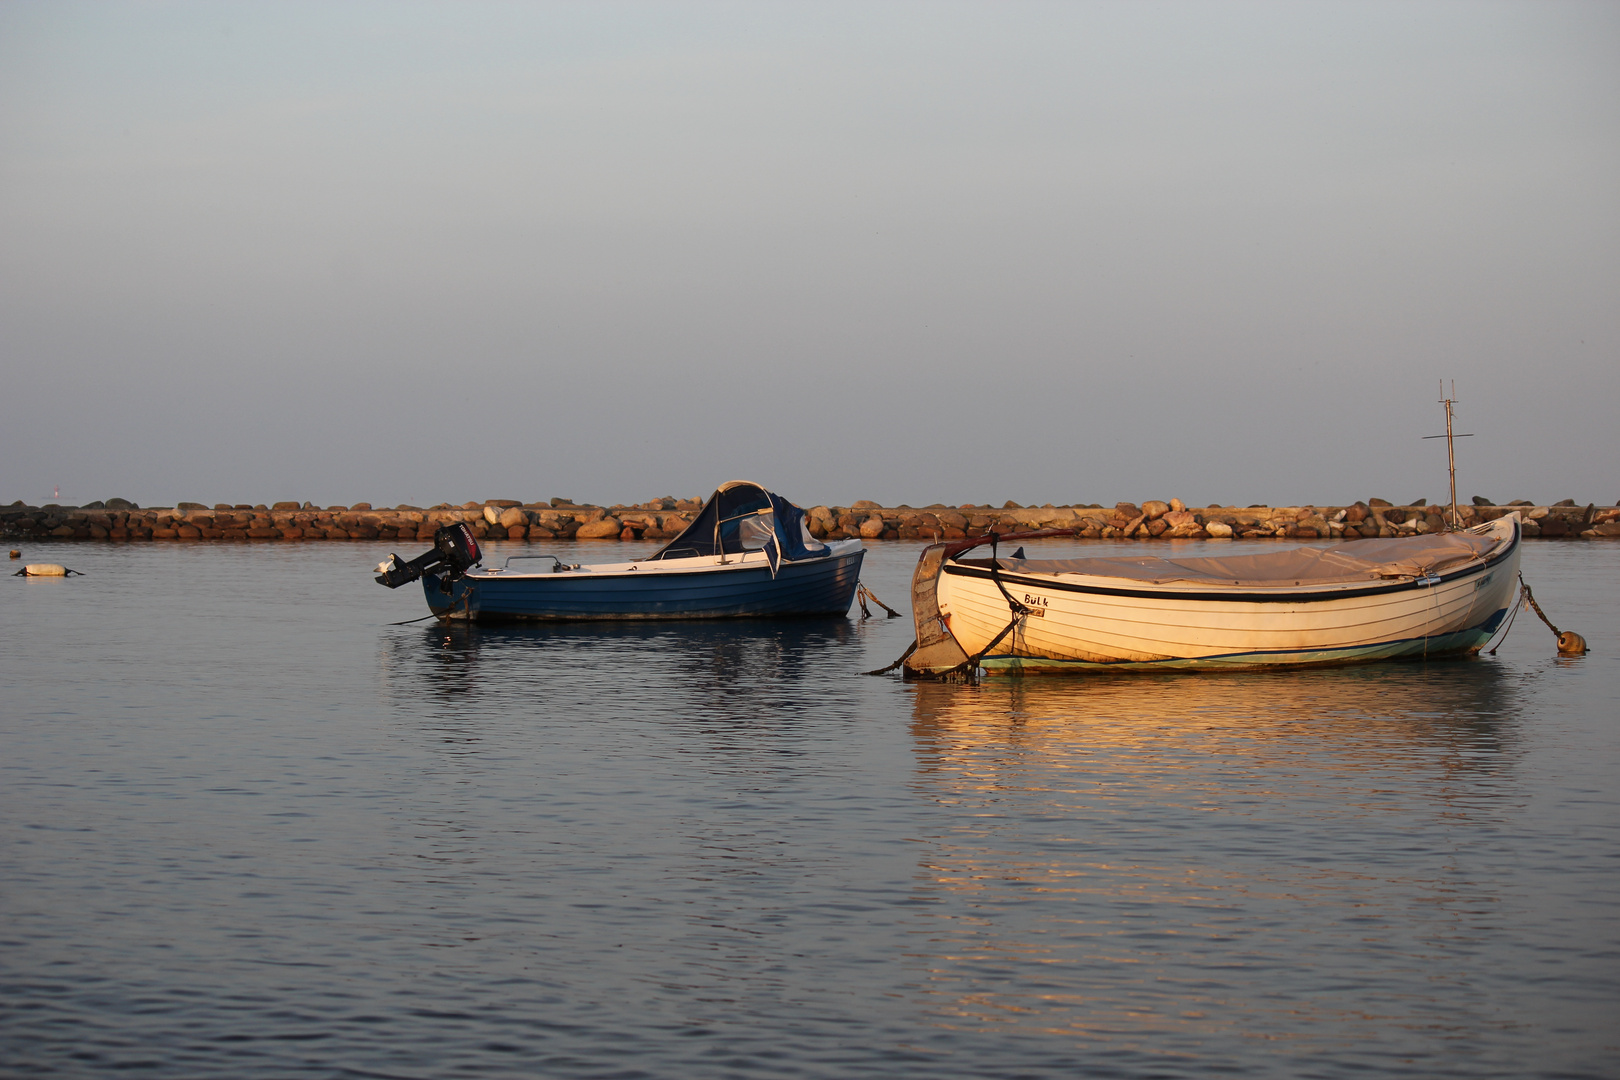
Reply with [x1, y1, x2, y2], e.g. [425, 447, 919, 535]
[909, 663, 1518, 774]
[899, 665, 1522, 1045]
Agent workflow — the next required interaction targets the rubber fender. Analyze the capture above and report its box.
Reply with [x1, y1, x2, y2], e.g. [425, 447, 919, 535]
[21, 564, 70, 576]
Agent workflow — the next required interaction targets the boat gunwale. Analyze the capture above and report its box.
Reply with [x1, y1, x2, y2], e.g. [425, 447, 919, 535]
[462, 540, 864, 582]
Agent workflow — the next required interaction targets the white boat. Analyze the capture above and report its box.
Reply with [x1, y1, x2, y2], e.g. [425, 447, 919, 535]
[902, 515, 1521, 677]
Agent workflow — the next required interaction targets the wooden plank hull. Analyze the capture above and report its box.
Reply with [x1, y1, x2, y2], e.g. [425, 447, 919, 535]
[909, 519, 1520, 675]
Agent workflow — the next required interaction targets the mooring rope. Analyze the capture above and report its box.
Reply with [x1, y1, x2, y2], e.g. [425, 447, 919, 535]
[390, 585, 473, 625]
[1484, 581, 1525, 655]
[1485, 573, 1585, 655]
[862, 639, 916, 676]
[936, 611, 1026, 684]
[1519, 575, 1562, 636]
[984, 535, 1032, 619]
[855, 583, 902, 620]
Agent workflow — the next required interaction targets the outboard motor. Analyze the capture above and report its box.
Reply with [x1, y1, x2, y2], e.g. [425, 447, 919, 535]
[374, 523, 482, 589]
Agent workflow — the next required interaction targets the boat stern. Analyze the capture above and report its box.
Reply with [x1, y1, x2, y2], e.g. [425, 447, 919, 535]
[902, 543, 973, 678]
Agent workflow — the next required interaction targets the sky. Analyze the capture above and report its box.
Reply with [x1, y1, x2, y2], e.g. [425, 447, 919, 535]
[2, 1, 1616, 510]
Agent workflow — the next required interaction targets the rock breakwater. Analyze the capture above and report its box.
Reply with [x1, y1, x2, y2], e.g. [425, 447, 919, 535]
[5, 495, 1619, 544]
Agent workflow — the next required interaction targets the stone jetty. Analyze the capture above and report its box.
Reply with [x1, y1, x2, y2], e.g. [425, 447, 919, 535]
[5, 495, 1619, 544]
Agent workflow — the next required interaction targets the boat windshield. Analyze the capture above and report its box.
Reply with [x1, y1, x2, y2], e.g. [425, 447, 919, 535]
[737, 511, 775, 550]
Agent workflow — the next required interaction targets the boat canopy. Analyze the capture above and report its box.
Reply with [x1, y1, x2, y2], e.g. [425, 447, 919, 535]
[647, 481, 831, 566]
[976, 531, 1501, 587]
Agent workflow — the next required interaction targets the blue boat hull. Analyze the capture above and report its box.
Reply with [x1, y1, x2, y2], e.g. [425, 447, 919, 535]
[423, 548, 865, 621]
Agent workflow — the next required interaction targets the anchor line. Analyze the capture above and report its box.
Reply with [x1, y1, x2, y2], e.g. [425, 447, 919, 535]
[1484, 582, 1525, 656]
[855, 583, 902, 620]
[389, 583, 474, 625]
[1519, 574, 1562, 636]
[862, 639, 916, 676]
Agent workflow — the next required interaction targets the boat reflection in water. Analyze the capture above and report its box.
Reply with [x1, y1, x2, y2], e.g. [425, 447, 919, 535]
[902, 664, 1525, 1057]
[372, 616, 871, 889]
[909, 662, 1519, 780]
[378, 616, 862, 731]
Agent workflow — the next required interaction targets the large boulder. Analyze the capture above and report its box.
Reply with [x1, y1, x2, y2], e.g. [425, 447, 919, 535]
[498, 506, 529, 529]
[1162, 511, 1202, 538]
[575, 517, 623, 539]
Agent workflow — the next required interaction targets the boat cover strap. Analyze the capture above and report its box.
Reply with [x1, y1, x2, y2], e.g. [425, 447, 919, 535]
[975, 532, 1498, 586]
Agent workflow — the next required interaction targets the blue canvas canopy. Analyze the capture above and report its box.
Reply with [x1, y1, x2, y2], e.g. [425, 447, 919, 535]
[647, 481, 831, 569]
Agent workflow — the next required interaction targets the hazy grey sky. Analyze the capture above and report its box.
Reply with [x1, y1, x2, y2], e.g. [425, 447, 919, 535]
[3, 1, 1616, 509]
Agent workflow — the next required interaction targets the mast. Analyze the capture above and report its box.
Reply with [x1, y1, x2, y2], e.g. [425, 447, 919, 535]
[1443, 383, 1458, 530]
[1422, 381, 1473, 531]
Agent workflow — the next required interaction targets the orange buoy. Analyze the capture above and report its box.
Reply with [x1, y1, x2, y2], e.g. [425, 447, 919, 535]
[1557, 631, 1589, 656]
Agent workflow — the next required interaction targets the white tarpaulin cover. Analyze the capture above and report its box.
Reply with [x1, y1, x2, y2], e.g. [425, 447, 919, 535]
[983, 531, 1501, 587]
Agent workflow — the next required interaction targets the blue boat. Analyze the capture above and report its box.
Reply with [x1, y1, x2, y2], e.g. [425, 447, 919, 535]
[375, 481, 865, 622]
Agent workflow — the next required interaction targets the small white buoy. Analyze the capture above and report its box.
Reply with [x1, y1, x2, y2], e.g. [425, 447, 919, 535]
[20, 564, 71, 576]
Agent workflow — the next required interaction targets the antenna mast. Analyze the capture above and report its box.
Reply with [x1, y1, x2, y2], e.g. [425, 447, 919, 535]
[1421, 381, 1473, 531]
[1442, 382, 1458, 529]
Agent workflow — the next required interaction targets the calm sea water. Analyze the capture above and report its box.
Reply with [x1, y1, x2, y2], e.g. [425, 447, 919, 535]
[3, 536, 1616, 1079]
